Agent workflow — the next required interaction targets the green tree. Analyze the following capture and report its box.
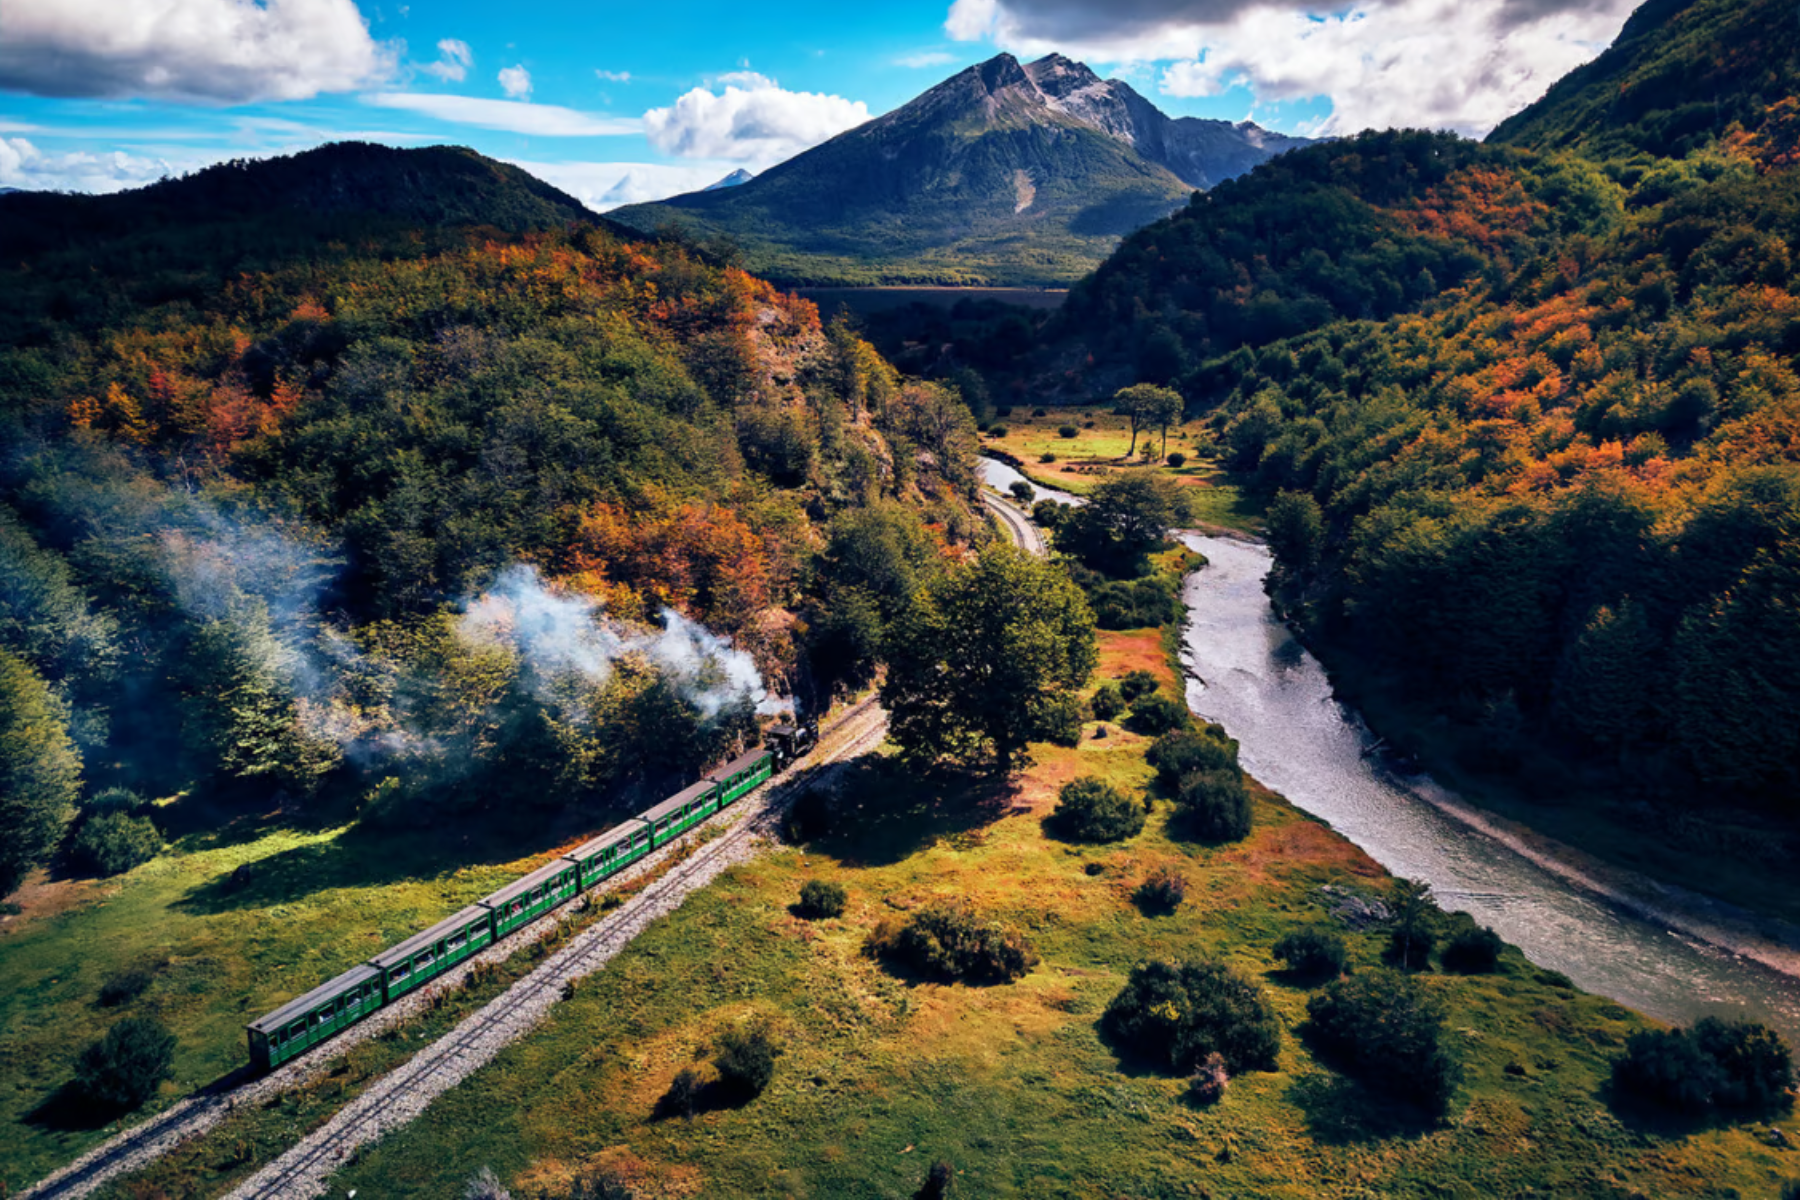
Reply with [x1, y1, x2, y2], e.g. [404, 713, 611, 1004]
[1266, 491, 1325, 573]
[74, 1016, 176, 1111]
[1060, 472, 1192, 572]
[1306, 970, 1463, 1117]
[1114, 383, 1183, 458]
[882, 544, 1096, 773]
[1102, 958, 1282, 1074]
[0, 648, 82, 896]
[1052, 776, 1145, 842]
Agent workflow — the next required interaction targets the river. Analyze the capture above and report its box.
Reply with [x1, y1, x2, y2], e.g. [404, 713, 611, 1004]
[980, 457, 1800, 1039]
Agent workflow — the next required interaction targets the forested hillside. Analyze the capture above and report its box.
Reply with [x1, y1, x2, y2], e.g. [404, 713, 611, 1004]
[1051, 0, 1800, 856]
[0, 149, 982, 896]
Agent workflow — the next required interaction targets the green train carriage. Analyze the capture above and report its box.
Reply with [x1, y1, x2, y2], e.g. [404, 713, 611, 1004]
[372, 904, 495, 1002]
[564, 819, 655, 889]
[480, 856, 581, 938]
[247, 964, 384, 1070]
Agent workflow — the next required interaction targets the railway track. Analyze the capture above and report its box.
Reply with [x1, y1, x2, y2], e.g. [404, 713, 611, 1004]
[223, 698, 889, 1200]
[19, 698, 888, 1200]
[981, 490, 1046, 557]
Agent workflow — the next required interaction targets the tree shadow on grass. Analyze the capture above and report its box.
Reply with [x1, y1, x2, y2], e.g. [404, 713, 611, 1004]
[24, 1083, 118, 1133]
[1285, 1071, 1440, 1145]
[794, 757, 1017, 868]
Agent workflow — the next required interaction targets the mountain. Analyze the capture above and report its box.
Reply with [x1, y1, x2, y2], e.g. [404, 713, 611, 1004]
[1488, 0, 1800, 159]
[610, 53, 1311, 287]
[704, 168, 755, 191]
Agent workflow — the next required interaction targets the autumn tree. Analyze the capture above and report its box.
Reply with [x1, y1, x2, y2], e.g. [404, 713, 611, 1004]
[882, 544, 1096, 773]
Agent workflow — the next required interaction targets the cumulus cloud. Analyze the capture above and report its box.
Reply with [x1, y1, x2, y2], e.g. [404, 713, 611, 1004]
[506, 157, 732, 210]
[0, 136, 185, 193]
[0, 0, 395, 103]
[595, 69, 632, 83]
[896, 50, 960, 69]
[424, 37, 472, 83]
[643, 73, 869, 166]
[363, 92, 640, 136]
[498, 63, 532, 99]
[944, 0, 1636, 136]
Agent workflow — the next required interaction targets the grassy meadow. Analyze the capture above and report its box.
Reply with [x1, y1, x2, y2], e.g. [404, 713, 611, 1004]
[981, 406, 1260, 532]
[0, 797, 604, 1191]
[316, 631, 1796, 1200]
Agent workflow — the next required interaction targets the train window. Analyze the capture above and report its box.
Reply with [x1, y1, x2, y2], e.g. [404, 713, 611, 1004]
[449, 932, 465, 949]
[393, 963, 409, 980]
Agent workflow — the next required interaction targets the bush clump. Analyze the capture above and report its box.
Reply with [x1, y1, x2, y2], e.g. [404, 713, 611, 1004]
[1128, 693, 1191, 735]
[1053, 776, 1145, 843]
[1273, 927, 1347, 980]
[713, 1019, 785, 1099]
[987, 425, 1009, 438]
[1147, 725, 1239, 785]
[868, 901, 1039, 984]
[1039, 451, 1057, 463]
[1134, 865, 1189, 912]
[1058, 424, 1079, 438]
[1085, 575, 1180, 630]
[796, 879, 847, 919]
[1032, 407, 1048, 417]
[1177, 769, 1253, 842]
[1102, 958, 1281, 1074]
[1031, 498, 1066, 528]
[1306, 970, 1462, 1117]
[1442, 925, 1504, 974]
[1612, 1018, 1794, 1115]
[69, 811, 162, 878]
[1117, 670, 1159, 702]
[98, 968, 154, 1008]
[74, 1016, 176, 1110]
[1089, 682, 1124, 721]
[1385, 879, 1439, 971]
[1008, 481, 1035, 504]
[1167, 452, 1188, 468]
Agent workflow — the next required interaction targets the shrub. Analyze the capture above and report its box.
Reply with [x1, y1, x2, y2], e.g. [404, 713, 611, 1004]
[916, 1161, 955, 1199]
[797, 879, 847, 919]
[1008, 481, 1035, 504]
[74, 1016, 176, 1110]
[1086, 576, 1179, 630]
[1386, 878, 1439, 971]
[987, 425, 1009, 438]
[1442, 925, 1504, 974]
[1103, 959, 1281, 1074]
[1031, 499, 1066, 528]
[86, 787, 144, 816]
[1147, 726, 1238, 786]
[868, 901, 1039, 983]
[1129, 694, 1191, 735]
[1118, 670, 1159, 701]
[1037, 692, 1085, 747]
[70, 811, 161, 877]
[1053, 777, 1145, 843]
[464, 1166, 513, 1200]
[1089, 683, 1124, 721]
[1273, 927, 1347, 980]
[1177, 769, 1253, 842]
[98, 968, 153, 1007]
[1189, 1051, 1229, 1106]
[1135, 865, 1189, 912]
[1032, 408, 1047, 417]
[1387, 924, 1436, 970]
[1058, 425, 1079, 438]
[1613, 1019, 1795, 1114]
[1039, 452, 1057, 463]
[1167, 452, 1188, 468]
[713, 1020, 784, 1099]
[1306, 971, 1462, 1117]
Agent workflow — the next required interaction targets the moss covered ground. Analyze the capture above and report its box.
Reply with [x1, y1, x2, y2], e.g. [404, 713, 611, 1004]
[318, 633, 1797, 1200]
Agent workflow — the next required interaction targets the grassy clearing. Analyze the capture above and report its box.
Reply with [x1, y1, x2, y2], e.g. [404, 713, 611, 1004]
[325, 634, 1795, 1200]
[0, 797, 607, 1191]
[983, 406, 1260, 532]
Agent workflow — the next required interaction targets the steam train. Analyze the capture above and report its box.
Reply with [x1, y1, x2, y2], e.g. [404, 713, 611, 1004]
[246, 722, 818, 1070]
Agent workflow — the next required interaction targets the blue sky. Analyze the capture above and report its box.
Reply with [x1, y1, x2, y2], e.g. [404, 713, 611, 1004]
[0, 0, 1634, 206]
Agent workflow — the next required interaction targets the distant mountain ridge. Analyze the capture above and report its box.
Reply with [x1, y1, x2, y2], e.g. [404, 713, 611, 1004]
[610, 53, 1312, 286]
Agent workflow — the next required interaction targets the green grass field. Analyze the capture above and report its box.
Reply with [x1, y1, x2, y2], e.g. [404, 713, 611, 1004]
[985, 407, 1261, 533]
[0, 797, 597, 1191]
[305, 633, 1794, 1200]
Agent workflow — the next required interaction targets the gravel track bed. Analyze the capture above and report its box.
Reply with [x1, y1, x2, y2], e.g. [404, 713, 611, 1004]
[981, 491, 1046, 556]
[20, 700, 886, 1200]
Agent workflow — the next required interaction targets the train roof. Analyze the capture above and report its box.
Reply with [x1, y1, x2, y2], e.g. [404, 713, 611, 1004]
[564, 819, 649, 863]
[707, 748, 768, 783]
[479, 855, 578, 909]
[247, 963, 381, 1034]
[639, 778, 717, 823]
[370, 904, 491, 970]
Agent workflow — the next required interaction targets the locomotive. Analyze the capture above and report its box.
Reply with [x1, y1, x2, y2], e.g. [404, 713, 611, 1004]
[246, 721, 818, 1069]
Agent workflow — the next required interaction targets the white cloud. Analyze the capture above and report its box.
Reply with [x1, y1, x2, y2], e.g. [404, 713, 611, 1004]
[423, 37, 472, 82]
[0, 135, 188, 193]
[896, 50, 959, 69]
[944, 0, 1636, 137]
[0, 0, 396, 103]
[498, 63, 532, 100]
[506, 157, 734, 211]
[362, 92, 640, 136]
[643, 74, 869, 166]
[595, 69, 632, 83]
